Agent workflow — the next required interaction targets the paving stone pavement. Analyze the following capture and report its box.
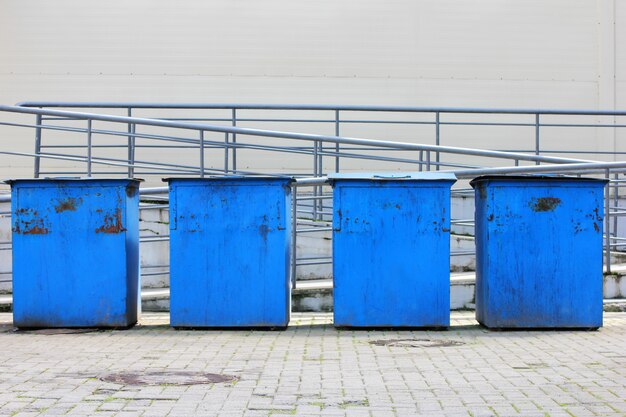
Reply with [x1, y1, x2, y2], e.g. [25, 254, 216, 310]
[0, 311, 624, 417]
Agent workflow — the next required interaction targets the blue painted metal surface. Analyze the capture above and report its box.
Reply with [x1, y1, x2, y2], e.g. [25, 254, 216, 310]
[330, 172, 456, 328]
[166, 177, 293, 328]
[7, 178, 141, 328]
[471, 175, 608, 329]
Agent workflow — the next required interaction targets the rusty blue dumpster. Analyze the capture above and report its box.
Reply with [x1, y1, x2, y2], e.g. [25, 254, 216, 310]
[471, 175, 608, 329]
[166, 177, 293, 328]
[7, 178, 142, 328]
[330, 172, 456, 328]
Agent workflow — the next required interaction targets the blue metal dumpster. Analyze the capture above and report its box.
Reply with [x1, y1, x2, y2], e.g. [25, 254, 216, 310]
[166, 177, 293, 328]
[471, 175, 608, 329]
[330, 172, 456, 328]
[7, 178, 142, 328]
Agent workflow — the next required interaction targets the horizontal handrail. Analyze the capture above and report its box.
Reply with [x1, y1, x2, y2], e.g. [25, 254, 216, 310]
[0, 105, 594, 166]
[451, 161, 626, 178]
[2, 160, 622, 204]
[16, 101, 626, 116]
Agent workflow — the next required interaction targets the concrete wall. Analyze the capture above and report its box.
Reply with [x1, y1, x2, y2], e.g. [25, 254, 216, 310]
[0, 1, 625, 186]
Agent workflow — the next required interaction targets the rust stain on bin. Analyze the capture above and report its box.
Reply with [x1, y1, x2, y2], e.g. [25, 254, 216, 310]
[125, 184, 138, 198]
[96, 209, 126, 234]
[530, 197, 561, 212]
[22, 224, 49, 235]
[54, 197, 81, 213]
[13, 208, 49, 235]
[478, 185, 487, 199]
[258, 224, 270, 241]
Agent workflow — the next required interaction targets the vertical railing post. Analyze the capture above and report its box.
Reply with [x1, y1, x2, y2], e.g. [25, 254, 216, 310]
[33, 113, 42, 178]
[291, 185, 298, 289]
[613, 173, 619, 247]
[231, 109, 237, 172]
[435, 112, 440, 171]
[535, 113, 540, 165]
[129, 124, 136, 178]
[426, 151, 431, 171]
[224, 133, 229, 173]
[419, 150, 424, 172]
[605, 169, 611, 273]
[199, 130, 205, 178]
[317, 141, 324, 219]
[127, 108, 134, 177]
[334, 110, 340, 173]
[86, 119, 93, 177]
[313, 141, 319, 220]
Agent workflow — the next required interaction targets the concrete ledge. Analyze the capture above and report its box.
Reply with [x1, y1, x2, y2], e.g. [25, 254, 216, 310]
[604, 264, 626, 298]
[0, 294, 11, 312]
[293, 280, 333, 312]
[450, 274, 476, 310]
[604, 299, 626, 312]
[142, 288, 170, 312]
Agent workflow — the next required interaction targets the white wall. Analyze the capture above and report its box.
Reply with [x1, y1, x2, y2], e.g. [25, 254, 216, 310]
[0, 0, 624, 185]
[0, 0, 610, 103]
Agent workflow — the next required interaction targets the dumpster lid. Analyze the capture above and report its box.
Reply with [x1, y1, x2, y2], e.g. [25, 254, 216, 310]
[163, 175, 294, 183]
[3, 177, 144, 185]
[328, 172, 456, 182]
[470, 175, 609, 187]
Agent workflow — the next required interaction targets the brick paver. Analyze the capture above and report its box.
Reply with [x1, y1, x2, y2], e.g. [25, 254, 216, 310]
[0, 312, 624, 416]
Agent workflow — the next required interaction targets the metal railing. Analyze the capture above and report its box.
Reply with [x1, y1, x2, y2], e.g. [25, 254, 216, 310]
[15, 101, 626, 176]
[0, 102, 624, 288]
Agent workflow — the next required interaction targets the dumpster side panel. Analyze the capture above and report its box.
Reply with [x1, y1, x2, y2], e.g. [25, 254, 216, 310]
[124, 182, 140, 322]
[474, 182, 490, 326]
[169, 180, 290, 327]
[333, 181, 452, 327]
[475, 181, 604, 328]
[11, 181, 137, 328]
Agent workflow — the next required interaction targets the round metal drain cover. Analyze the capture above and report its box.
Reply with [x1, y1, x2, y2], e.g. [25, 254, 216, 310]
[100, 371, 238, 386]
[370, 338, 464, 348]
[17, 328, 101, 335]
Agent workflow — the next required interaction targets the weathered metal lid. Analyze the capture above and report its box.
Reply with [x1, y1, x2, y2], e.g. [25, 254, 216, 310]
[328, 172, 456, 183]
[470, 175, 608, 188]
[3, 177, 144, 185]
[163, 175, 294, 183]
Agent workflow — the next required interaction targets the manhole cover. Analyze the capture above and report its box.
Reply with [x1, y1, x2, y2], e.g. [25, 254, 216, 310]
[370, 338, 464, 348]
[17, 328, 101, 335]
[100, 371, 238, 386]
